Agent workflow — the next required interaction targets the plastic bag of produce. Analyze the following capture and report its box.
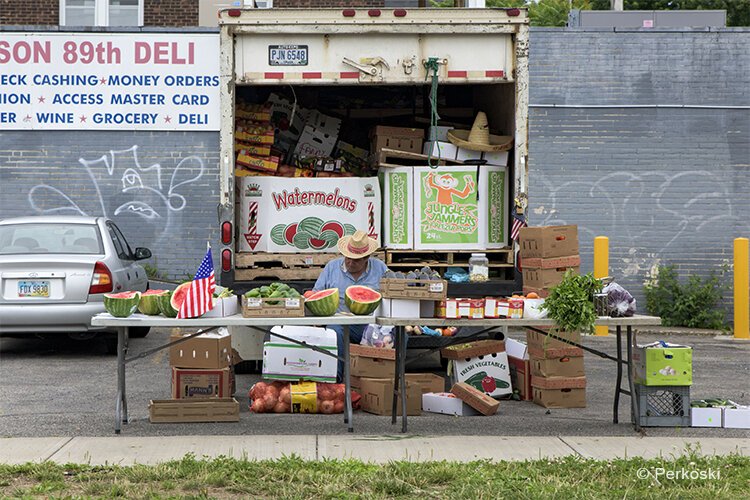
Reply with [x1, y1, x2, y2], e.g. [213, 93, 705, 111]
[603, 282, 636, 317]
[360, 324, 394, 348]
[248, 381, 359, 414]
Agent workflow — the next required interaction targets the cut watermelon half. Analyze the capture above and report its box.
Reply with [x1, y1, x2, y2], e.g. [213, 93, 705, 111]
[305, 288, 339, 317]
[344, 286, 381, 315]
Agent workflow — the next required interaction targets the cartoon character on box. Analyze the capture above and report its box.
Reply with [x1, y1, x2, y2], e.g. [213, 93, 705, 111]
[425, 172, 475, 205]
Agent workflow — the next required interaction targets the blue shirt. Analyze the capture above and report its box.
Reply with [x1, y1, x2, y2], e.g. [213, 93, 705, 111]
[313, 257, 389, 313]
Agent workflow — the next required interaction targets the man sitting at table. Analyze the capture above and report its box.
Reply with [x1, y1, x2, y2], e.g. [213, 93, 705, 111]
[312, 230, 388, 382]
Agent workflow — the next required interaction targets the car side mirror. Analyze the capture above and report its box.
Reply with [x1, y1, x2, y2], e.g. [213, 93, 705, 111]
[134, 247, 152, 260]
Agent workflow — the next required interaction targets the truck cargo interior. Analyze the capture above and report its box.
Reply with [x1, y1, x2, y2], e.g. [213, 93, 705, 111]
[232, 82, 518, 288]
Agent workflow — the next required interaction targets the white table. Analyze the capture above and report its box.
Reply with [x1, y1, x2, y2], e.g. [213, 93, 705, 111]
[378, 315, 662, 433]
[91, 313, 373, 434]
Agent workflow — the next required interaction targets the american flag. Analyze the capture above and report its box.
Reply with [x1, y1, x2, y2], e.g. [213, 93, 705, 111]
[177, 246, 216, 319]
[511, 211, 527, 242]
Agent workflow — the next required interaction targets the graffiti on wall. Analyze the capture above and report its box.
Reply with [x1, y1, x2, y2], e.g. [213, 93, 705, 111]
[531, 169, 746, 279]
[27, 145, 205, 246]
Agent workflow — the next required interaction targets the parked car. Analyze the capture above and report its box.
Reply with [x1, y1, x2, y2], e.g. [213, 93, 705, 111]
[0, 216, 152, 346]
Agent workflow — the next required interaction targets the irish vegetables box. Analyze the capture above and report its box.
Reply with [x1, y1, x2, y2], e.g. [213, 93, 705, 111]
[380, 165, 508, 250]
[238, 177, 381, 253]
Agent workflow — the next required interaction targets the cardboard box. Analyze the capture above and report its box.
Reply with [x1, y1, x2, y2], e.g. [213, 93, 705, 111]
[422, 392, 480, 416]
[526, 329, 582, 353]
[441, 339, 505, 360]
[350, 343, 396, 360]
[242, 296, 305, 318]
[633, 342, 692, 386]
[451, 382, 500, 416]
[423, 140, 458, 161]
[691, 407, 722, 428]
[532, 386, 587, 409]
[235, 142, 272, 156]
[450, 350, 512, 398]
[357, 377, 421, 416]
[531, 356, 585, 378]
[528, 345, 585, 360]
[523, 267, 580, 289]
[380, 167, 414, 249]
[380, 278, 447, 300]
[407, 373, 445, 395]
[172, 367, 232, 399]
[456, 147, 482, 162]
[379, 298, 422, 318]
[149, 398, 240, 423]
[428, 125, 452, 142]
[508, 356, 532, 401]
[238, 176, 381, 253]
[262, 326, 338, 383]
[531, 375, 587, 389]
[522, 286, 551, 298]
[200, 295, 239, 318]
[519, 225, 579, 258]
[350, 344, 395, 378]
[522, 255, 581, 269]
[723, 406, 750, 429]
[371, 125, 424, 154]
[482, 150, 509, 166]
[236, 151, 280, 174]
[235, 124, 275, 145]
[294, 124, 338, 158]
[169, 329, 232, 369]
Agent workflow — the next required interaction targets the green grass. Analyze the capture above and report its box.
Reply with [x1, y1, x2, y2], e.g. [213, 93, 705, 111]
[1, 453, 748, 499]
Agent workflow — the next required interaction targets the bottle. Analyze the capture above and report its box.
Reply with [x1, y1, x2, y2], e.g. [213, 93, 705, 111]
[469, 253, 489, 282]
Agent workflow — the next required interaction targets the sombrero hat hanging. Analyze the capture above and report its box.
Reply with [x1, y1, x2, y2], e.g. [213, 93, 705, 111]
[447, 111, 513, 153]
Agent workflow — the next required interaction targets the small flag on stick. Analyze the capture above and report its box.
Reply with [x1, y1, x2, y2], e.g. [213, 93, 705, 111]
[511, 211, 527, 242]
[177, 245, 216, 319]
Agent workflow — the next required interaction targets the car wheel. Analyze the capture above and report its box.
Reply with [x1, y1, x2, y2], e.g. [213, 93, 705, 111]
[104, 337, 119, 355]
[129, 327, 150, 338]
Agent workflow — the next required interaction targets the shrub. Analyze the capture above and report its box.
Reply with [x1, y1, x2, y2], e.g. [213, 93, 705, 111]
[644, 265, 728, 330]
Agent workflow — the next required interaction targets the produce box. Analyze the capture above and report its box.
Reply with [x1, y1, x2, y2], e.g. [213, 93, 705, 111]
[441, 339, 505, 360]
[379, 298, 421, 318]
[263, 326, 338, 383]
[234, 142, 272, 156]
[633, 342, 692, 386]
[371, 125, 424, 154]
[423, 140, 458, 161]
[451, 382, 500, 416]
[449, 350, 512, 398]
[238, 176, 381, 253]
[522, 255, 581, 269]
[380, 165, 507, 250]
[379, 278, 447, 300]
[531, 376, 587, 409]
[236, 151, 280, 174]
[350, 343, 396, 360]
[428, 125, 452, 142]
[526, 330, 582, 353]
[530, 355, 585, 378]
[350, 344, 395, 378]
[172, 367, 232, 399]
[528, 345, 585, 360]
[200, 295, 239, 318]
[523, 267, 580, 289]
[356, 377, 421, 416]
[723, 406, 750, 429]
[149, 398, 240, 423]
[482, 150, 509, 166]
[522, 286, 550, 298]
[456, 147, 482, 162]
[169, 328, 232, 369]
[519, 225, 579, 259]
[691, 407, 722, 428]
[509, 356, 532, 401]
[422, 392, 479, 416]
[407, 373, 445, 395]
[235, 124, 275, 145]
[293, 124, 338, 158]
[241, 296, 304, 318]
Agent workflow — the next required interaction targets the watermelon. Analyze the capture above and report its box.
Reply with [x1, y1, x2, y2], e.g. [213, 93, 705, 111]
[137, 289, 169, 315]
[344, 286, 382, 315]
[305, 288, 339, 316]
[103, 291, 141, 318]
[159, 282, 191, 318]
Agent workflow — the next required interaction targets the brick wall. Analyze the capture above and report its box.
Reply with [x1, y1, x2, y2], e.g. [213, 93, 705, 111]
[144, 0, 198, 27]
[528, 28, 750, 312]
[1, 0, 58, 25]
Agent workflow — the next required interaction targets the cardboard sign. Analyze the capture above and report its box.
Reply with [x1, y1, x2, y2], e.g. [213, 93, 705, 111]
[238, 176, 381, 252]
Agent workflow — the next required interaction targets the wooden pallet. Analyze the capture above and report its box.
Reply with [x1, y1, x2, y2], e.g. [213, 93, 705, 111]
[377, 148, 465, 168]
[236, 251, 384, 269]
[385, 249, 514, 268]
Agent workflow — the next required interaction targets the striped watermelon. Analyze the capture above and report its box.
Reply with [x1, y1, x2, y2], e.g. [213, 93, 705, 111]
[103, 291, 141, 318]
[158, 282, 191, 317]
[138, 289, 169, 315]
[305, 288, 339, 316]
[344, 286, 381, 315]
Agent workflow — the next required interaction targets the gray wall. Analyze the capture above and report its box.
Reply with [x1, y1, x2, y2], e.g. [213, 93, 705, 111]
[0, 131, 219, 280]
[528, 28, 750, 311]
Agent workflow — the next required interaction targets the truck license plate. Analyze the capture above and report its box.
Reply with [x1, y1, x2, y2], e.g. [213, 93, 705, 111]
[268, 45, 308, 66]
[18, 280, 50, 298]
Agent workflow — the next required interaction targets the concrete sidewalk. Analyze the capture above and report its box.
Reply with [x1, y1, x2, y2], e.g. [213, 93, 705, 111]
[1, 436, 748, 465]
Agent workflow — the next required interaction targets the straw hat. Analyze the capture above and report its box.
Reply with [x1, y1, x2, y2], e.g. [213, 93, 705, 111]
[447, 112, 513, 152]
[337, 230, 378, 259]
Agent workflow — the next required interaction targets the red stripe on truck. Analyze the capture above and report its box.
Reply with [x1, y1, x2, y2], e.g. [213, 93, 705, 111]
[447, 71, 468, 78]
[264, 72, 284, 79]
[340, 72, 360, 79]
[302, 72, 322, 79]
[486, 70, 504, 77]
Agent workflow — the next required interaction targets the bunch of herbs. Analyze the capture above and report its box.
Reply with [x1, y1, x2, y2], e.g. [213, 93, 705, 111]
[541, 270, 603, 334]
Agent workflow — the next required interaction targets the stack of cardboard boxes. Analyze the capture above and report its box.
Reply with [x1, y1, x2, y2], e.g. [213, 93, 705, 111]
[349, 344, 444, 416]
[528, 329, 586, 408]
[148, 329, 239, 423]
[519, 225, 580, 298]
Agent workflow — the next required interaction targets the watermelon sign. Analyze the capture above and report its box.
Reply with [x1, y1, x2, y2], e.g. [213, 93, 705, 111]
[239, 177, 381, 253]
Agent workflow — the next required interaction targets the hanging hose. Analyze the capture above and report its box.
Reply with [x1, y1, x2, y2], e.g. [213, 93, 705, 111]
[424, 57, 442, 169]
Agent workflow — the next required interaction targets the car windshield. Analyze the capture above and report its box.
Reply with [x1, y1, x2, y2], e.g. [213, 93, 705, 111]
[0, 223, 102, 255]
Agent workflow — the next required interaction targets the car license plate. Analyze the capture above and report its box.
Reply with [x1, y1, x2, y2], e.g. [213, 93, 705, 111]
[18, 280, 50, 298]
[268, 45, 308, 66]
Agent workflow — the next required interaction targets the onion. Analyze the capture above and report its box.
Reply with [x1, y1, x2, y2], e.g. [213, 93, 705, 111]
[333, 401, 344, 414]
[263, 393, 277, 411]
[279, 386, 291, 404]
[250, 399, 265, 413]
[319, 400, 335, 414]
[273, 401, 287, 413]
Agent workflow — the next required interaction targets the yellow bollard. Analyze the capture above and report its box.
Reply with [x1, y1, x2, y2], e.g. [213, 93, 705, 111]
[594, 236, 609, 336]
[735, 238, 749, 339]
